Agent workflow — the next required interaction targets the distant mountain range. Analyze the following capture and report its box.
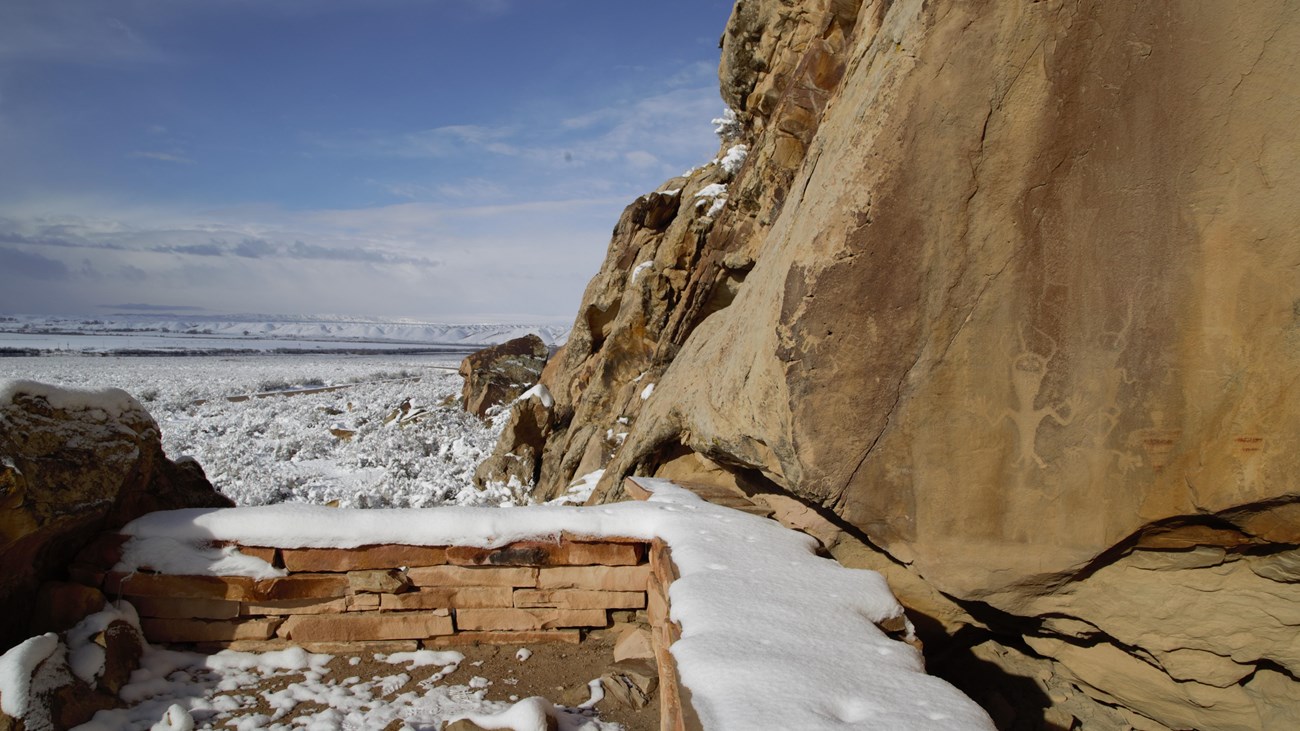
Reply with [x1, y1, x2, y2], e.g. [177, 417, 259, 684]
[0, 313, 570, 354]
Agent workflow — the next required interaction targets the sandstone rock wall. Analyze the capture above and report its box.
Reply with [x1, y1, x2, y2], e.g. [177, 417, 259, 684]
[0, 382, 232, 652]
[482, 1, 1300, 728]
[459, 334, 549, 419]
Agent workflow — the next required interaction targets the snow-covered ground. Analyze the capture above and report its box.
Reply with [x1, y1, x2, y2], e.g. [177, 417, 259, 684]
[0, 354, 524, 508]
[0, 313, 569, 355]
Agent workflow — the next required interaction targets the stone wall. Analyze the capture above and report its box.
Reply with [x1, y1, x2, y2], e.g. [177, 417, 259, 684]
[74, 531, 699, 729]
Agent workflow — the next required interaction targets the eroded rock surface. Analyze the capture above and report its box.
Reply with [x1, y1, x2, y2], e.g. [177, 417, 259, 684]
[482, 0, 1300, 727]
[0, 381, 232, 651]
[459, 335, 549, 419]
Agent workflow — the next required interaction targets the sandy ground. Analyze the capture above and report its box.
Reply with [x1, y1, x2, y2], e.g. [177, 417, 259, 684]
[191, 630, 657, 731]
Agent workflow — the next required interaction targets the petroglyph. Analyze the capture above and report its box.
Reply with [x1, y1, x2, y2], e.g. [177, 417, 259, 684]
[979, 325, 1081, 469]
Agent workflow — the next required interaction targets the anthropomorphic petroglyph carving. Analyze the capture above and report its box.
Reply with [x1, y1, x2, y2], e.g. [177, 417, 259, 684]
[1071, 301, 1143, 474]
[979, 325, 1081, 469]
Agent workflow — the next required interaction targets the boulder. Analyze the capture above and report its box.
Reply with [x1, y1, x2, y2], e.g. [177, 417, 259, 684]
[0, 381, 232, 652]
[483, 0, 1300, 727]
[459, 335, 549, 418]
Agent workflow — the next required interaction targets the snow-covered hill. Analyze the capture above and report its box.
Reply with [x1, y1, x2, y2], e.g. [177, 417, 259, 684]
[0, 314, 570, 354]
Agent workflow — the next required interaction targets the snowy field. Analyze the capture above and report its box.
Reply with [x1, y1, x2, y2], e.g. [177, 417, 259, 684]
[0, 313, 568, 355]
[0, 354, 526, 508]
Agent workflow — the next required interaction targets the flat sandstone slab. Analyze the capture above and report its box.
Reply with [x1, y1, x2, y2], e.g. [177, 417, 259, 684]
[513, 589, 646, 610]
[536, 565, 651, 592]
[455, 608, 609, 631]
[280, 545, 449, 572]
[407, 565, 538, 588]
[280, 611, 454, 641]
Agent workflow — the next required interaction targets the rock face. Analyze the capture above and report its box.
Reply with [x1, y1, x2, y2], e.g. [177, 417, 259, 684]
[0, 381, 232, 652]
[459, 335, 549, 418]
[480, 0, 1300, 728]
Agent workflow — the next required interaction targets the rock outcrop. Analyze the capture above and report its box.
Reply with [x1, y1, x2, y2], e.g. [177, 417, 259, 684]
[459, 335, 549, 419]
[480, 1, 1300, 728]
[0, 381, 232, 652]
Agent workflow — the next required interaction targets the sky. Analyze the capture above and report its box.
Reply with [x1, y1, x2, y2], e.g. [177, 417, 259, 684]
[0, 0, 734, 322]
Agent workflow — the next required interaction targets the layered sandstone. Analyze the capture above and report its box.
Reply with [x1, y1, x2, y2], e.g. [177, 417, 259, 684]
[481, 1, 1300, 728]
[459, 334, 548, 418]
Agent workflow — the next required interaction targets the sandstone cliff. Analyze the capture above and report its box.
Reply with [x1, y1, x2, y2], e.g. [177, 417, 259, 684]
[478, 0, 1300, 728]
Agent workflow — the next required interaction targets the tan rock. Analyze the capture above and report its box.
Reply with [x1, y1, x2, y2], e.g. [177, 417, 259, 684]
[645, 574, 669, 628]
[241, 597, 350, 616]
[256, 573, 350, 601]
[459, 335, 549, 418]
[218, 639, 419, 654]
[513, 589, 645, 610]
[347, 569, 410, 595]
[408, 565, 538, 588]
[447, 540, 642, 568]
[423, 630, 581, 647]
[565, 542, 643, 566]
[475, 0, 1300, 726]
[613, 626, 655, 662]
[129, 595, 241, 620]
[380, 587, 513, 610]
[600, 659, 658, 710]
[454, 608, 608, 632]
[140, 617, 282, 643]
[279, 611, 452, 642]
[236, 546, 278, 565]
[31, 581, 107, 634]
[0, 383, 231, 649]
[280, 545, 448, 572]
[535, 565, 650, 592]
[108, 572, 257, 601]
[348, 593, 381, 610]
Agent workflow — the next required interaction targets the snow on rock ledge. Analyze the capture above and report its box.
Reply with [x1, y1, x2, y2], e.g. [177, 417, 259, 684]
[115, 480, 994, 730]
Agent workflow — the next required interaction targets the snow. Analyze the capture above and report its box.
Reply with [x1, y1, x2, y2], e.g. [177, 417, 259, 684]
[69, 640, 579, 731]
[712, 108, 742, 141]
[113, 482, 995, 730]
[549, 469, 604, 506]
[639, 383, 655, 400]
[719, 144, 748, 176]
[517, 383, 554, 409]
[66, 601, 141, 685]
[116, 538, 287, 579]
[0, 632, 60, 718]
[693, 183, 727, 199]
[629, 261, 654, 283]
[0, 379, 145, 420]
[577, 679, 604, 710]
[0, 313, 570, 355]
[693, 184, 728, 217]
[0, 355, 514, 509]
[380, 650, 464, 673]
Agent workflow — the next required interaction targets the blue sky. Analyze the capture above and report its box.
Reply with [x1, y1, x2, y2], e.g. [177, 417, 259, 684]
[0, 0, 733, 321]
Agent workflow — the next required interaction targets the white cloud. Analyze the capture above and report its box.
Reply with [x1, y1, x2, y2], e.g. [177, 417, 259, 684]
[0, 2, 168, 64]
[131, 150, 195, 164]
[0, 194, 616, 318]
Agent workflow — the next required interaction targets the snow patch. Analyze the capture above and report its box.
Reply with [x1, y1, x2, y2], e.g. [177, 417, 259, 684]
[713, 108, 742, 141]
[640, 383, 655, 400]
[550, 470, 604, 506]
[720, 144, 749, 176]
[0, 380, 144, 420]
[630, 261, 654, 283]
[517, 383, 554, 409]
[115, 538, 287, 579]
[0, 632, 60, 718]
